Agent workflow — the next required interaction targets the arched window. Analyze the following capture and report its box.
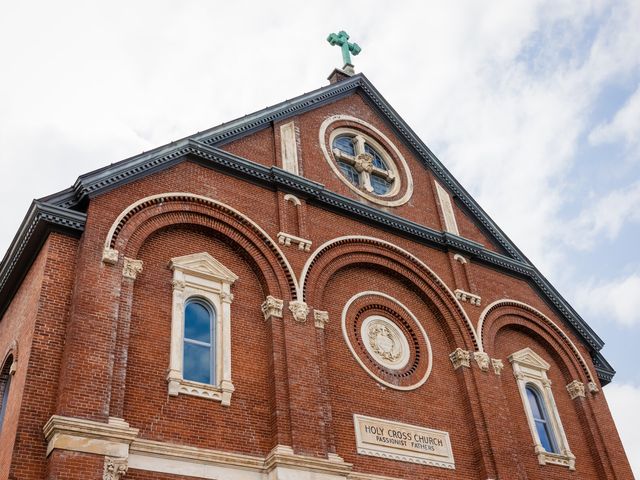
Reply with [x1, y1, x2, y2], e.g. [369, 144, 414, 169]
[526, 384, 557, 453]
[0, 355, 13, 432]
[168, 252, 237, 405]
[183, 299, 215, 385]
[509, 347, 575, 469]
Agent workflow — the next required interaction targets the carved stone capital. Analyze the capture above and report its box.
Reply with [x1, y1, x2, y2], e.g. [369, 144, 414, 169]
[104, 456, 128, 480]
[221, 292, 234, 304]
[171, 279, 186, 291]
[491, 358, 504, 375]
[449, 348, 471, 370]
[122, 258, 143, 280]
[313, 310, 329, 329]
[566, 380, 586, 399]
[588, 381, 599, 393]
[102, 247, 119, 265]
[261, 296, 284, 320]
[474, 352, 490, 371]
[288, 301, 309, 323]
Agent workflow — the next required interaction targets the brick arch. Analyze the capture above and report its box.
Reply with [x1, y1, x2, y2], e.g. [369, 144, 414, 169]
[103, 192, 299, 300]
[479, 299, 595, 385]
[301, 235, 479, 350]
[0, 340, 17, 374]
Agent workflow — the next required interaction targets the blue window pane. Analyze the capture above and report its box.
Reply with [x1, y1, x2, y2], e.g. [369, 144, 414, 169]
[333, 136, 355, 156]
[526, 385, 557, 453]
[371, 175, 391, 195]
[338, 161, 360, 186]
[364, 144, 387, 170]
[185, 302, 211, 343]
[184, 342, 211, 384]
[535, 420, 556, 452]
[526, 387, 544, 419]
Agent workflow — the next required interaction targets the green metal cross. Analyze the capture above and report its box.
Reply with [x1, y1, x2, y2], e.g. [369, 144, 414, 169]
[327, 30, 361, 67]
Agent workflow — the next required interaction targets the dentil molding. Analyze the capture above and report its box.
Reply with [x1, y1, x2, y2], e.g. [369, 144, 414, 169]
[277, 232, 312, 252]
[454, 289, 481, 306]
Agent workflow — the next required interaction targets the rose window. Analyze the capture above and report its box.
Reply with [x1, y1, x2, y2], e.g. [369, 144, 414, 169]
[332, 135, 395, 195]
[341, 291, 432, 390]
[319, 115, 414, 207]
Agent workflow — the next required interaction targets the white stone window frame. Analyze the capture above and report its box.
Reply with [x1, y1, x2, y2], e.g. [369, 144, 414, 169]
[508, 348, 575, 470]
[319, 115, 414, 207]
[167, 252, 238, 406]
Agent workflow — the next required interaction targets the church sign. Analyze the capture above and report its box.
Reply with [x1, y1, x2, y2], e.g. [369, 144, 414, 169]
[353, 414, 455, 469]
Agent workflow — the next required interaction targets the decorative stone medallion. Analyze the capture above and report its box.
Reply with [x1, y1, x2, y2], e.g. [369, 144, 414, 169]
[361, 316, 410, 370]
[342, 291, 432, 390]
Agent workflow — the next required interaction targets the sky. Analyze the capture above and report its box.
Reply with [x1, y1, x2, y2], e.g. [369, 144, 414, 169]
[1, 0, 639, 474]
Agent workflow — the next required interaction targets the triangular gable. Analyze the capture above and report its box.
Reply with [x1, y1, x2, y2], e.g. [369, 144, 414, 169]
[44, 74, 526, 264]
[1, 74, 611, 383]
[508, 347, 551, 371]
[169, 252, 238, 284]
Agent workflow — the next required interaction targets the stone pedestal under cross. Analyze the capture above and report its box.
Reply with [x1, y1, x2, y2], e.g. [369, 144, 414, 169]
[327, 30, 361, 74]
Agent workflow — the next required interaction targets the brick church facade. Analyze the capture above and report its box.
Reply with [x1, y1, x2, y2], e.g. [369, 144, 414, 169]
[0, 68, 633, 479]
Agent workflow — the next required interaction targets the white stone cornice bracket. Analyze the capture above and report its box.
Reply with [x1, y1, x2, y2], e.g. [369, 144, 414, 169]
[566, 380, 586, 399]
[122, 258, 143, 280]
[454, 289, 481, 306]
[103, 247, 119, 265]
[277, 232, 312, 252]
[104, 456, 128, 480]
[449, 348, 471, 370]
[473, 351, 490, 371]
[491, 358, 504, 375]
[265, 444, 353, 477]
[43, 415, 139, 458]
[288, 301, 309, 323]
[313, 310, 329, 329]
[261, 296, 284, 320]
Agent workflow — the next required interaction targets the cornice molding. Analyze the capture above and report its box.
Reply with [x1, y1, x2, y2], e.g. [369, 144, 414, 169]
[0, 201, 86, 317]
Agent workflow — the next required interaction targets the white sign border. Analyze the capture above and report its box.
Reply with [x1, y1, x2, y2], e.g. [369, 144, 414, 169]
[353, 414, 455, 470]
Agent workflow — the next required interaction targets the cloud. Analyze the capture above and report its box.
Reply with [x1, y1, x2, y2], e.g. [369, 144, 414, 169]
[574, 273, 640, 327]
[605, 382, 640, 477]
[589, 83, 640, 155]
[566, 181, 640, 250]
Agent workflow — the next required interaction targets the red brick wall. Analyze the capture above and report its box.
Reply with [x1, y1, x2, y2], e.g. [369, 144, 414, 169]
[0, 87, 633, 479]
[0, 234, 78, 480]
[0, 239, 46, 480]
[45, 450, 103, 480]
[124, 225, 274, 455]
